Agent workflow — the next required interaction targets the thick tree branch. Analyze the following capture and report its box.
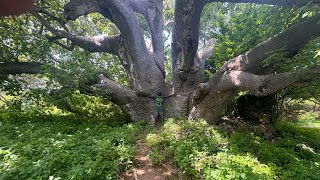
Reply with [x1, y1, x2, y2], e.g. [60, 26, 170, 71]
[143, 0, 164, 54]
[97, 0, 149, 57]
[172, 0, 207, 93]
[63, 0, 102, 20]
[129, 0, 149, 16]
[0, 62, 66, 76]
[188, 39, 217, 101]
[35, 7, 70, 32]
[223, 14, 320, 74]
[145, 0, 166, 76]
[95, 0, 166, 94]
[207, 0, 320, 7]
[122, 0, 165, 55]
[0, 62, 44, 74]
[195, 14, 320, 101]
[33, 13, 120, 54]
[128, 0, 166, 77]
[91, 74, 137, 106]
[197, 38, 217, 61]
[190, 66, 320, 124]
[218, 67, 320, 96]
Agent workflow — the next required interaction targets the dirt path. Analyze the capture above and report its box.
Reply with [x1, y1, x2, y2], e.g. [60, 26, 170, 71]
[119, 139, 182, 180]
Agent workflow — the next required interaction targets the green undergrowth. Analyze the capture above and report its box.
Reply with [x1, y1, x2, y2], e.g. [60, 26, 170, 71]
[295, 111, 320, 127]
[146, 118, 320, 180]
[0, 112, 143, 180]
[1, 112, 319, 180]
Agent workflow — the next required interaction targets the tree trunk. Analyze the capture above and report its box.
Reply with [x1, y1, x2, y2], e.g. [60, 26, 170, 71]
[25, 0, 320, 124]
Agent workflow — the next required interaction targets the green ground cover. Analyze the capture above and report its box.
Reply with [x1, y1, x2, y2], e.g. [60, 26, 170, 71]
[0, 113, 140, 180]
[1, 110, 319, 179]
[146, 118, 320, 179]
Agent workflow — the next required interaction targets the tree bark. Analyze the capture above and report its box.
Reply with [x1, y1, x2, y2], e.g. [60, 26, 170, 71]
[189, 13, 320, 124]
[29, 0, 320, 123]
[171, 0, 207, 94]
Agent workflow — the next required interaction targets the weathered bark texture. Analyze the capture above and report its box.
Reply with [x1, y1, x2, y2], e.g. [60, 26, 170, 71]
[25, 0, 320, 123]
[171, 0, 207, 94]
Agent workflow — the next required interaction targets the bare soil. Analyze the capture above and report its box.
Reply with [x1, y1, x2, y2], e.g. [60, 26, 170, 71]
[119, 139, 185, 180]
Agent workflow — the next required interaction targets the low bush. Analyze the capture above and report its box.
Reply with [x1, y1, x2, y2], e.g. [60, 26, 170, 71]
[146, 118, 275, 179]
[0, 113, 139, 180]
[229, 122, 320, 179]
[201, 152, 275, 180]
[147, 118, 320, 179]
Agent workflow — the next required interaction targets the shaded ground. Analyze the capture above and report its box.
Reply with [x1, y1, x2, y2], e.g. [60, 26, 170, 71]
[119, 139, 184, 180]
[0, 114, 139, 179]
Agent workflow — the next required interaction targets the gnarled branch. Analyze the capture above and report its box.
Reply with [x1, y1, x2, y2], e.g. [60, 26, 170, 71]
[222, 14, 320, 74]
[91, 74, 137, 106]
[197, 38, 217, 61]
[33, 13, 121, 54]
[145, 0, 165, 76]
[63, 0, 101, 20]
[193, 15, 320, 104]
[95, 0, 166, 94]
[218, 68, 320, 96]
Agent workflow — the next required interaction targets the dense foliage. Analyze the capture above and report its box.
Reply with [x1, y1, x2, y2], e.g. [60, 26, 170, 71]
[0, 113, 140, 179]
[0, 7, 128, 116]
[0, 102, 319, 179]
[146, 117, 320, 179]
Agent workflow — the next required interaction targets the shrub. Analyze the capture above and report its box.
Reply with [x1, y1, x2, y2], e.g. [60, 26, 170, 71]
[146, 119, 274, 179]
[147, 118, 320, 179]
[0, 113, 139, 179]
[298, 111, 319, 121]
[201, 152, 275, 180]
[229, 123, 320, 180]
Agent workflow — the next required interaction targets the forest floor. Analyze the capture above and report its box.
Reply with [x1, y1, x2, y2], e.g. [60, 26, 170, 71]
[119, 136, 184, 180]
[1, 108, 319, 179]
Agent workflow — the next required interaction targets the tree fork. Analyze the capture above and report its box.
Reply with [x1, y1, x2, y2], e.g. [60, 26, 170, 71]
[30, 0, 320, 123]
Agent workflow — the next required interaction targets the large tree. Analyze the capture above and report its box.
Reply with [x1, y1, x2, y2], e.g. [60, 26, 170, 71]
[3, 0, 320, 124]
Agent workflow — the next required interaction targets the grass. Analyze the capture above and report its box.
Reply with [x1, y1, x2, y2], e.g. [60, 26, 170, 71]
[295, 111, 320, 128]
